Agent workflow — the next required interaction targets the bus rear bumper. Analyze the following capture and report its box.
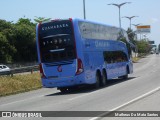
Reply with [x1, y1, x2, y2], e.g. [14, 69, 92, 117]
[41, 76, 84, 88]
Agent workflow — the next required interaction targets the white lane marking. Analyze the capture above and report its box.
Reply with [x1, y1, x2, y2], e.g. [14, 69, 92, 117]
[89, 86, 160, 120]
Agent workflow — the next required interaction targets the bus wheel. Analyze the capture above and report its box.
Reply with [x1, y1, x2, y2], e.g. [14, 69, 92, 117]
[124, 66, 129, 79]
[123, 74, 128, 79]
[102, 70, 107, 87]
[93, 72, 101, 89]
[118, 74, 128, 80]
[59, 88, 68, 93]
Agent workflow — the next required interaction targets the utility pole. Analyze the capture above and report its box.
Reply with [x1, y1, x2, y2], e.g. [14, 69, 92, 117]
[108, 2, 131, 29]
[123, 16, 139, 29]
[83, 0, 86, 19]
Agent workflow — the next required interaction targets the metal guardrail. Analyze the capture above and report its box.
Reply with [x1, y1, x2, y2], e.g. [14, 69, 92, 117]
[0, 65, 39, 76]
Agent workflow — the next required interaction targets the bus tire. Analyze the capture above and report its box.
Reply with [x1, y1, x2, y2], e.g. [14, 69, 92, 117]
[59, 88, 68, 93]
[122, 74, 128, 79]
[93, 72, 101, 89]
[101, 70, 107, 87]
[123, 66, 129, 79]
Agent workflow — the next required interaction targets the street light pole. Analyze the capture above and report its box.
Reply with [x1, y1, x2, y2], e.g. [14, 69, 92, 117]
[123, 16, 139, 29]
[132, 23, 141, 27]
[83, 0, 86, 19]
[108, 2, 131, 29]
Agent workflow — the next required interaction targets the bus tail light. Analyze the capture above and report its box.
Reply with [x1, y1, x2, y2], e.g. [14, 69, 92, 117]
[39, 63, 46, 78]
[76, 58, 84, 75]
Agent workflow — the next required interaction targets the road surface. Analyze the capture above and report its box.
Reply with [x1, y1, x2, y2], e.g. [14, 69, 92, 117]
[0, 54, 160, 120]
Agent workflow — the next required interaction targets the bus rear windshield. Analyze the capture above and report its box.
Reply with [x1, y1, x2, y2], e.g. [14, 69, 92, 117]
[39, 20, 76, 63]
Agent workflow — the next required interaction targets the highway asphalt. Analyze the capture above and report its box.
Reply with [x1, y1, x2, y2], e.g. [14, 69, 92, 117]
[0, 54, 160, 120]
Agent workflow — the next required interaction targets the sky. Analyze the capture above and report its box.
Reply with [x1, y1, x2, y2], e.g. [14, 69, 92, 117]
[1, 0, 160, 45]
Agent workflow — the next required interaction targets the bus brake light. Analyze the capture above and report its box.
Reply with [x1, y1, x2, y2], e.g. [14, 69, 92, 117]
[39, 63, 46, 78]
[76, 58, 84, 75]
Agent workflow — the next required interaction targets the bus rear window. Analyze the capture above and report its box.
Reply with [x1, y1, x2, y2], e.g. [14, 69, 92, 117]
[39, 20, 76, 63]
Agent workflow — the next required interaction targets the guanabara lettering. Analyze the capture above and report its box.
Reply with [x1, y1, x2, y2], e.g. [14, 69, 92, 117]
[42, 24, 69, 31]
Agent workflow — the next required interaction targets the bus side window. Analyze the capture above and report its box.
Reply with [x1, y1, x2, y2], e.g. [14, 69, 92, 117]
[103, 51, 114, 64]
[103, 52, 108, 63]
[104, 51, 129, 63]
[121, 51, 128, 62]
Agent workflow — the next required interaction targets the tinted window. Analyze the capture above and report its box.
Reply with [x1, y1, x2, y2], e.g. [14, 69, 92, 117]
[78, 21, 121, 40]
[39, 20, 76, 63]
[103, 51, 128, 63]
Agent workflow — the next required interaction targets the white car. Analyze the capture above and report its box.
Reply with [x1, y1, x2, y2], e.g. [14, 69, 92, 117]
[0, 65, 11, 72]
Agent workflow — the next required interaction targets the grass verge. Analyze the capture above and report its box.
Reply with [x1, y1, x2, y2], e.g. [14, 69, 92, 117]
[0, 73, 42, 97]
[132, 57, 140, 63]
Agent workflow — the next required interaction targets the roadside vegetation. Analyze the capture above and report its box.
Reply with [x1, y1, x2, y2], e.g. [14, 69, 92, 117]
[0, 73, 42, 97]
[0, 17, 51, 63]
[126, 28, 152, 55]
[132, 57, 140, 63]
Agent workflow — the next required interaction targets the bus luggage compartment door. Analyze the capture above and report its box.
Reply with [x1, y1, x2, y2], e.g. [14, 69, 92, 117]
[43, 60, 76, 79]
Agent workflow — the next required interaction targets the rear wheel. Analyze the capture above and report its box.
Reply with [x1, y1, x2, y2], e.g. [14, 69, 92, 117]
[93, 72, 101, 89]
[122, 74, 128, 79]
[101, 70, 107, 87]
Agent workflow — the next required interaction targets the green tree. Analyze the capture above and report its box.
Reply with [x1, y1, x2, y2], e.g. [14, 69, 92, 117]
[119, 36, 132, 56]
[136, 40, 150, 53]
[0, 32, 16, 63]
[127, 28, 136, 43]
[0, 20, 17, 63]
[34, 16, 51, 23]
[0, 20, 13, 31]
[14, 18, 36, 62]
[0, 18, 37, 63]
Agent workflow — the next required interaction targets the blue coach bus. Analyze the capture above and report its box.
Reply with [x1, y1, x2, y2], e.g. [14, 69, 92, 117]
[36, 18, 133, 92]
